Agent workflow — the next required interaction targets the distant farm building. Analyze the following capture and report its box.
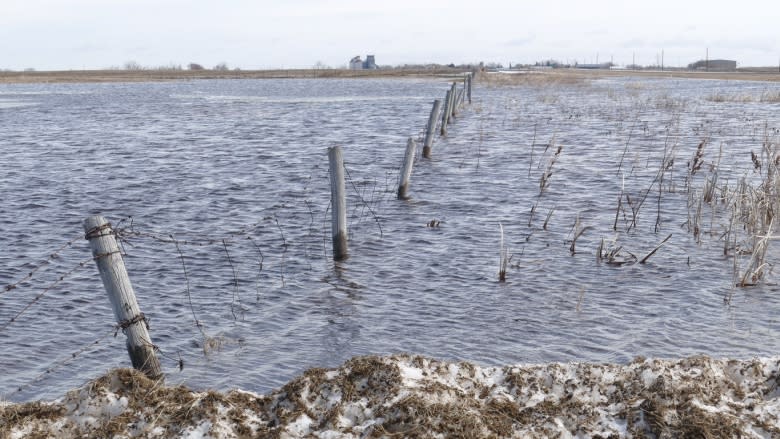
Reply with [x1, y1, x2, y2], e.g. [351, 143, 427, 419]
[688, 59, 737, 71]
[349, 55, 378, 70]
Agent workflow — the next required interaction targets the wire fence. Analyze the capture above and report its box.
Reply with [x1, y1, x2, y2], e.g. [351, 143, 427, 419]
[0, 74, 476, 401]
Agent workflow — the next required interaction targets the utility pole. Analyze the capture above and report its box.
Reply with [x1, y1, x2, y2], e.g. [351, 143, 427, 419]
[706, 48, 709, 71]
[661, 49, 664, 71]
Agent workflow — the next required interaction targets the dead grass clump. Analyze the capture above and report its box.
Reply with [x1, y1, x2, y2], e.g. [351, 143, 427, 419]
[707, 90, 780, 103]
[341, 356, 402, 402]
[481, 71, 588, 88]
[0, 401, 66, 438]
[760, 90, 780, 102]
[620, 356, 774, 438]
[264, 356, 402, 435]
[5, 355, 780, 437]
[70, 368, 270, 437]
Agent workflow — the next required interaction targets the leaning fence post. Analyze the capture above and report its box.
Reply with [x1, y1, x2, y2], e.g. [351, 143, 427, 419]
[83, 215, 163, 379]
[423, 99, 442, 158]
[398, 137, 417, 199]
[328, 146, 348, 260]
[440, 89, 452, 136]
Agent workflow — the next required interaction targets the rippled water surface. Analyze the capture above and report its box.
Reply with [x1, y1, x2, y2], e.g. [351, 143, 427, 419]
[2, 75, 780, 401]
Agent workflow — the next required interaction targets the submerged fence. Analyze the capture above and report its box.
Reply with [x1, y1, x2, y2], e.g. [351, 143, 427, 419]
[0, 72, 477, 399]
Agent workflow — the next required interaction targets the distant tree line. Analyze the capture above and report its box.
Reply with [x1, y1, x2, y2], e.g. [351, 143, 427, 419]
[104, 61, 236, 71]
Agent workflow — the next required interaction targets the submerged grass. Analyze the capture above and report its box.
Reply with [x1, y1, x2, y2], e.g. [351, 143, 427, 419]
[707, 90, 780, 103]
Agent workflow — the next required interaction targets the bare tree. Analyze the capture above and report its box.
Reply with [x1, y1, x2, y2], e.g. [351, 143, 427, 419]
[188, 63, 205, 71]
[213, 62, 229, 71]
[124, 60, 143, 70]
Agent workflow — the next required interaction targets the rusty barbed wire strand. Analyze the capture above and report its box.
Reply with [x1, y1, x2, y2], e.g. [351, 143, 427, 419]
[245, 236, 265, 301]
[222, 239, 243, 321]
[344, 163, 384, 238]
[3, 326, 115, 399]
[115, 218, 266, 247]
[0, 257, 95, 333]
[173, 240, 206, 337]
[2, 233, 83, 296]
[272, 215, 287, 287]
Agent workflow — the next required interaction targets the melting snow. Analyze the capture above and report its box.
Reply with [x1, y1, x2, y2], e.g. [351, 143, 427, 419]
[2, 354, 780, 438]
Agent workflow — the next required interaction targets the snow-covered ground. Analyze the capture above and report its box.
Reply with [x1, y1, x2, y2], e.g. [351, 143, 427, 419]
[3, 354, 780, 438]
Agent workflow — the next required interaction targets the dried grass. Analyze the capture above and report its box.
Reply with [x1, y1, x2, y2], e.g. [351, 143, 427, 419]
[707, 90, 780, 103]
[3, 354, 780, 438]
[480, 71, 588, 87]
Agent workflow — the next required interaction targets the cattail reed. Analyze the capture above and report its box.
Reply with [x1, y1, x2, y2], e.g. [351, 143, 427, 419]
[499, 223, 508, 282]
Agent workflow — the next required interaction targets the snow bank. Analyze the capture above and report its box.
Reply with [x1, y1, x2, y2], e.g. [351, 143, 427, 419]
[2, 354, 780, 438]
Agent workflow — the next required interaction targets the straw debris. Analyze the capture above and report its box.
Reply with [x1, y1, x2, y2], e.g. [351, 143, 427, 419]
[3, 354, 780, 438]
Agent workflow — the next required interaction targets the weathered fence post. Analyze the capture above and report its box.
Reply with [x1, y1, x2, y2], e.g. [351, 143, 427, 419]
[440, 89, 452, 136]
[328, 146, 348, 260]
[451, 82, 460, 117]
[83, 215, 162, 379]
[467, 73, 472, 104]
[398, 137, 417, 199]
[423, 99, 442, 158]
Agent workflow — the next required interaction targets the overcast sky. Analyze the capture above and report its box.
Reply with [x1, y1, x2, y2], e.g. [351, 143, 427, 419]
[2, 0, 778, 70]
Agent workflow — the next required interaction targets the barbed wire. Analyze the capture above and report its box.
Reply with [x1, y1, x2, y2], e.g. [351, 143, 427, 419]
[2, 233, 83, 296]
[2, 325, 115, 399]
[115, 216, 267, 247]
[173, 240, 206, 337]
[344, 163, 384, 238]
[222, 239, 243, 321]
[273, 215, 287, 287]
[246, 235, 265, 301]
[0, 256, 94, 333]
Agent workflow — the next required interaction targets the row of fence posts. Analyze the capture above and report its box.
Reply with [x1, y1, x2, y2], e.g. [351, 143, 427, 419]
[81, 71, 475, 380]
[328, 72, 474, 260]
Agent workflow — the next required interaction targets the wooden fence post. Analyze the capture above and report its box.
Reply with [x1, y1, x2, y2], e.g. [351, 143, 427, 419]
[328, 146, 348, 260]
[450, 82, 460, 117]
[467, 73, 472, 104]
[423, 99, 442, 158]
[440, 89, 452, 136]
[398, 137, 417, 199]
[83, 215, 163, 379]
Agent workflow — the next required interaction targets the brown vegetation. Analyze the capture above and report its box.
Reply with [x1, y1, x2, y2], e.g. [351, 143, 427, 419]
[3, 354, 780, 438]
[0, 68, 467, 84]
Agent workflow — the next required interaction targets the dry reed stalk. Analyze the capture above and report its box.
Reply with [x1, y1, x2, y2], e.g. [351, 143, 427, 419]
[738, 219, 773, 287]
[596, 236, 637, 266]
[655, 134, 677, 233]
[569, 214, 589, 255]
[498, 223, 508, 282]
[528, 124, 538, 178]
[539, 144, 563, 195]
[639, 234, 673, 264]
[543, 208, 555, 230]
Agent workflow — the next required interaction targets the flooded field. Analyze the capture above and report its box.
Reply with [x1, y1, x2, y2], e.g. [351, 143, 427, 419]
[1, 74, 780, 403]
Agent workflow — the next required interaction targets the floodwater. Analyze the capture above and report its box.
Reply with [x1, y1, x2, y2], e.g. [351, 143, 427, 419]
[1, 75, 779, 402]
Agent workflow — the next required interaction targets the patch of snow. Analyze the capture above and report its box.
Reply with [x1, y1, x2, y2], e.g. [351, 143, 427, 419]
[180, 420, 212, 439]
[641, 368, 657, 387]
[283, 413, 314, 438]
[398, 363, 424, 385]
